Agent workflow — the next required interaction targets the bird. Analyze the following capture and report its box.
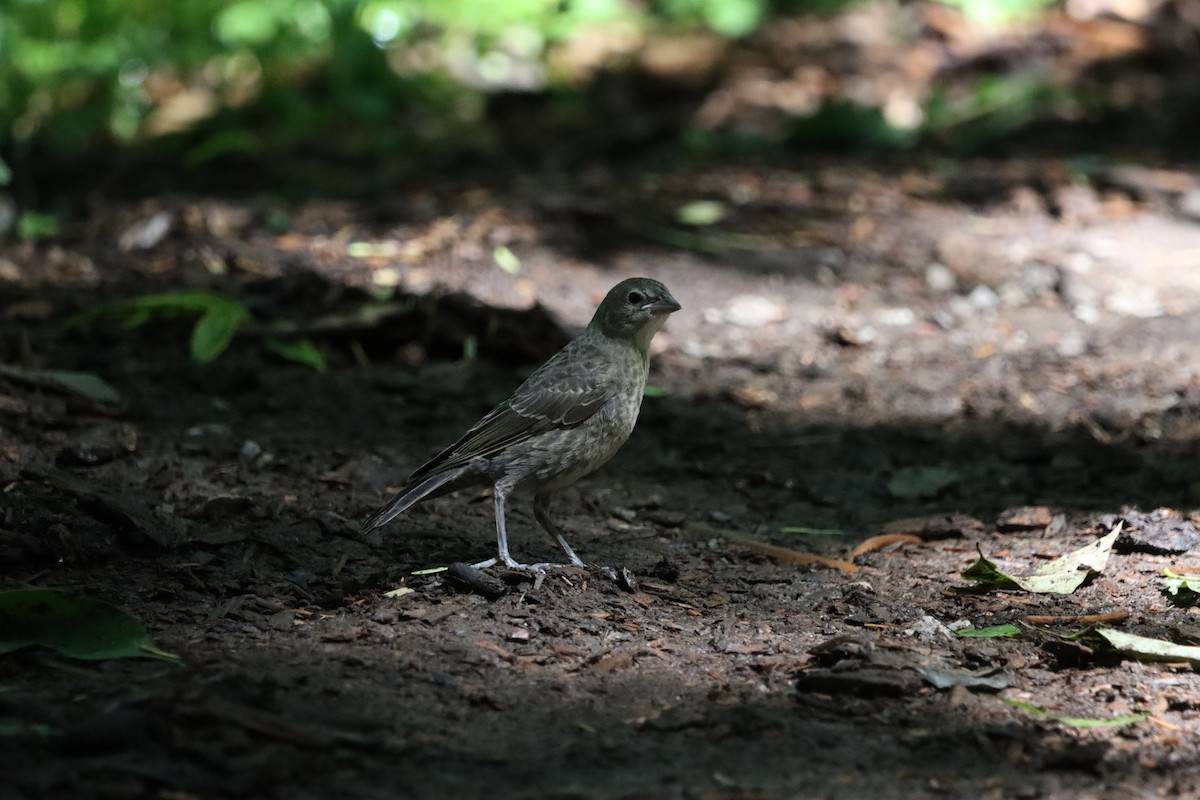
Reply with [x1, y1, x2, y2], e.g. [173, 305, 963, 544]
[360, 277, 681, 571]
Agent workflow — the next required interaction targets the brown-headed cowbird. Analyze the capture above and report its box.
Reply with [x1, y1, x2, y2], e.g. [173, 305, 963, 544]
[361, 277, 680, 570]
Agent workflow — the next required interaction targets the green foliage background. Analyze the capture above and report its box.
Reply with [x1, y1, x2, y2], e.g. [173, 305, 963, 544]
[0, 0, 1072, 185]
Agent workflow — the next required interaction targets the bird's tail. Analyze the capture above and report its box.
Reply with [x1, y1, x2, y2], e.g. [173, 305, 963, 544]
[359, 467, 467, 534]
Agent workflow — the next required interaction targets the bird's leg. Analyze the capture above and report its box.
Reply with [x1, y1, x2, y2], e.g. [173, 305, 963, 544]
[472, 489, 584, 573]
[485, 486, 527, 570]
[534, 494, 587, 568]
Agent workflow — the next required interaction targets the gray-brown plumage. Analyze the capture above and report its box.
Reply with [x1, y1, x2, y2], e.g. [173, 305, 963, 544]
[361, 277, 681, 570]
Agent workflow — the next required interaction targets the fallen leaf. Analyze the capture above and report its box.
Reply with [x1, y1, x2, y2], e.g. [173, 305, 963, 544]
[676, 200, 725, 226]
[955, 624, 1021, 638]
[1163, 568, 1200, 607]
[0, 589, 179, 662]
[0, 363, 120, 404]
[492, 245, 521, 274]
[917, 665, 1010, 691]
[1000, 697, 1148, 729]
[1094, 627, 1200, 666]
[962, 529, 1119, 595]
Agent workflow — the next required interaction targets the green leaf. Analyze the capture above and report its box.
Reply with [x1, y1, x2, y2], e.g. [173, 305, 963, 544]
[955, 624, 1022, 638]
[962, 531, 1118, 595]
[1163, 568, 1200, 607]
[66, 291, 236, 328]
[643, 384, 668, 398]
[702, 0, 764, 37]
[0, 363, 120, 404]
[961, 548, 1019, 589]
[190, 301, 249, 363]
[676, 200, 725, 227]
[0, 719, 55, 737]
[16, 212, 60, 240]
[1000, 697, 1148, 729]
[0, 589, 180, 662]
[492, 245, 521, 274]
[264, 338, 327, 372]
[214, 0, 281, 45]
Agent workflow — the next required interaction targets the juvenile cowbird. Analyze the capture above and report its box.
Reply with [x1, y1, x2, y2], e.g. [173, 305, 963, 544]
[361, 277, 681, 570]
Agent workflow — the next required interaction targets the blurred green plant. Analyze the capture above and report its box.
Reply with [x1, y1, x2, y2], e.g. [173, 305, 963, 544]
[0, 0, 775, 166]
[0, 0, 1092, 190]
[67, 290, 325, 369]
[0, 588, 179, 662]
[14, 211, 60, 239]
[924, 73, 1076, 154]
[938, 0, 1053, 26]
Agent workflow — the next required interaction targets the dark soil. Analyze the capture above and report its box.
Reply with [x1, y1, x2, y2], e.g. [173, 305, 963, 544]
[3, 156, 1200, 799]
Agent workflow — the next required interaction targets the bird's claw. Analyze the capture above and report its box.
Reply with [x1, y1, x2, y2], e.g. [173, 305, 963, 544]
[474, 555, 585, 573]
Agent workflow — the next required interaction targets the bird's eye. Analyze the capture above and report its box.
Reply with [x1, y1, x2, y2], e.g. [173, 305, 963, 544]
[627, 290, 645, 305]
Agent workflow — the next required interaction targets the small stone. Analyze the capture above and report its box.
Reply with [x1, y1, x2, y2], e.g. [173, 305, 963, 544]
[1178, 188, 1200, 222]
[967, 285, 999, 310]
[240, 439, 264, 462]
[118, 211, 173, 251]
[1056, 330, 1088, 358]
[1020, 262, 1061, 297]
[1105, 284, 1163, 318]
[724, 294, 787, 328]
[876, 307, 915, 326]
[1073, 303, 1100, 324]
[925, 263, 957, 293]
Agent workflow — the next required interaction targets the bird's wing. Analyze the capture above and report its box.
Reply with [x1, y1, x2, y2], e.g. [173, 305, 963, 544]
[406, 342, 617, 480]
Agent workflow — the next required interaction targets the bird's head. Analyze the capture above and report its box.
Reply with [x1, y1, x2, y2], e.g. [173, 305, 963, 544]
[589, 277, 681, 354]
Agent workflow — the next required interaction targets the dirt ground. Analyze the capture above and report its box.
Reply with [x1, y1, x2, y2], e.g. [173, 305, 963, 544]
[3, 156, 1200, 799]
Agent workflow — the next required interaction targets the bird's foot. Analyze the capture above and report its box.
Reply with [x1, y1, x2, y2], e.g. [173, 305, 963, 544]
[475, 554, 584, 573]
[509, 560, 580, 573]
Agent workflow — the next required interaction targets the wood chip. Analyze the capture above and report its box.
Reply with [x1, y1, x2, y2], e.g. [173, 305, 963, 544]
[725, 533, 860, 574]
[851, 533, 923, 558]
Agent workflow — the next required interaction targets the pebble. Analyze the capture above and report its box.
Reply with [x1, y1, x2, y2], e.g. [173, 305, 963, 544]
[925, 262, 957, 293]
[1179, 188, 1200, 222]
[240, 439, 264, 462]
[118, 210, 173, 251]
[1055, 330, 1088, 358]
[967, 284, 999, 310]
[1105, 284, 1163, 318]
[706, 294, 788, 328]
[876, 307, 915, 326]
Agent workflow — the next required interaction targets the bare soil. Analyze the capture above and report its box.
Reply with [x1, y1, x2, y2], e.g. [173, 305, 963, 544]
[3, 156, 1200, 799]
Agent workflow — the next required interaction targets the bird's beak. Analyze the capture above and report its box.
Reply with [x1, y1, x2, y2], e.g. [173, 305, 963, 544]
[651, 292, 681, 314]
